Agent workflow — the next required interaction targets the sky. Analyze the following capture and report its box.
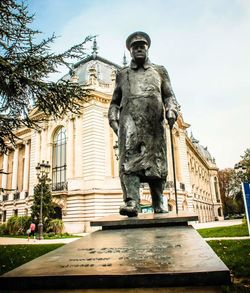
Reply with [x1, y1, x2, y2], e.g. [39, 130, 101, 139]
[28, 0, 250, 169]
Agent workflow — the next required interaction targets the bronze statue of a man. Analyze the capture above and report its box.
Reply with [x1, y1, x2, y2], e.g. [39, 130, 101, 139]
[108, 31, 178, 217]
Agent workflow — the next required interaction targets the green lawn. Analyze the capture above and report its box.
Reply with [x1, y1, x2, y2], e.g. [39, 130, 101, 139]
[197, 223, 249, 238]
[197, 223, 250, 292]
[208, 240, 250, 293]
[208, 240, 250, 278]
[0, 244, 64, 275]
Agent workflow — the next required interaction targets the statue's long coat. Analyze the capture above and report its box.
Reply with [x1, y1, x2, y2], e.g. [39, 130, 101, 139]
[108, 59, 177, 182]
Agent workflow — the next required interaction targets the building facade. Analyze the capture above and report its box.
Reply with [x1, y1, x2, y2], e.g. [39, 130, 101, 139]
[0, 51, 224, 232]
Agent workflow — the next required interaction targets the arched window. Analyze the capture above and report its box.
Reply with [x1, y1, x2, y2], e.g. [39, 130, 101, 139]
[218, 207, 222, 217]
[52, 127, 67, 191]
[52, 206, 62, 219]
[182, 200, 188, 211]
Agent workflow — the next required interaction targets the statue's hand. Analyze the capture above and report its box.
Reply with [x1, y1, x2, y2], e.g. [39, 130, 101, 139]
[110, 120, 119, 136]
[166, 109, 177, 129]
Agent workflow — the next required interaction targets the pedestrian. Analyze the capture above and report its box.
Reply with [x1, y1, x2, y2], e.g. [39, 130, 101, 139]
[27, 222, 36, 241]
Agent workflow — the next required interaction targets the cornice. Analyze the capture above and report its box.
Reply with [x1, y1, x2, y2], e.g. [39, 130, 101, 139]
[186, 136, 217, 170]
[84, 91, 111, 104]
[176, 113, 190, 130]
[15, 128, 32, 137]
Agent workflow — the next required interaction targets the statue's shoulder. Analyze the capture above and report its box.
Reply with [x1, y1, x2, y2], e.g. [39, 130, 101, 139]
[152, 64, 170, 80]
[151, 63, 167, 72]
[118, 66, 129, 73]
[115, 66, 129, 78]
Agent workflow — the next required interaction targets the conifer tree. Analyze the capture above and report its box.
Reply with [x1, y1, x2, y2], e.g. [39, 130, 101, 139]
[0, 0, 92, 153]
[31, 180, 54, 230]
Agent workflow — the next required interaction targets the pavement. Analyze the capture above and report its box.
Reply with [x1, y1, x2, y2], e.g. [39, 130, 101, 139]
[0, 219, 248, 245]
[0, 234, 89, 245]
[191, 219, 243, 229]
[204, 236, 250, 240]
[192, 219, 250, 241]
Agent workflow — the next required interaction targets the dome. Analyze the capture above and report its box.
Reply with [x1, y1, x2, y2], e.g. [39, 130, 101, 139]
[61, 55, 121, 86]
[190, 133, 214, 163]
[197, 144, 213, 162]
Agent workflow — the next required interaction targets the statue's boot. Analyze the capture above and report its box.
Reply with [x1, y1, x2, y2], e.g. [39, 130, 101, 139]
[119, 200, 139, 217]
[120, 174, 140, 217]
[154, 206, 168, 214]
[149, 180, 168, 214]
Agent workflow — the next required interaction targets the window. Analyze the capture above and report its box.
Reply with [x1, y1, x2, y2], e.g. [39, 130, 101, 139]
[52, 127, 67, 191]
[52, 206, 62, 219]
[25, 208, 28, 217]
[218, 207, 222, 217]
[3, 210, 6, 222]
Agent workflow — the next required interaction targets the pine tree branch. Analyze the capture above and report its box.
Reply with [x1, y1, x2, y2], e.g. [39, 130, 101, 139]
[0, 0, 93, 153]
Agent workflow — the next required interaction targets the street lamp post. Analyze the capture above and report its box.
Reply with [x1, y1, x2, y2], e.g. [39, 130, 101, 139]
[35, 160, 50, 240]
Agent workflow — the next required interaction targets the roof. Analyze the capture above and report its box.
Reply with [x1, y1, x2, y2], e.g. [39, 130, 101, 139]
[190, 133, 215, 164]
[60, 54, 122, 87]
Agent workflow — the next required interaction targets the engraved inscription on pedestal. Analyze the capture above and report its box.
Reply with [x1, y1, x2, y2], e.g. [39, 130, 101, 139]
[60, 243, 181, 270]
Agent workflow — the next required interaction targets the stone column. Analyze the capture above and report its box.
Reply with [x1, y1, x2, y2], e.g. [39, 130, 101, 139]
[74, 116, 82, 178]
[41, 127, 47, 162]
[178, 129, 192, 194]
[21, 141, 30, 199]
[67, 118, 74, 179]
[35, 131, 41, 166]
[1, 153, 9, 191]
[110, 129, 115, 178]
[11, 147, 19, 199]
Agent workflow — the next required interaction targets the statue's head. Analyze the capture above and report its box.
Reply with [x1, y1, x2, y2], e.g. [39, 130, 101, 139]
[126, 31, 151, 64]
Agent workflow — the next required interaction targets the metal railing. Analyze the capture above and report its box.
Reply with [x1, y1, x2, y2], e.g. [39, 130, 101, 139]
[51, 182, 68, 192]
[13, 192, 20, 200]
[3, 194, 8, 201]
[166, 181, 174, 188]
[180, 183, 185, 191]
[166, 181, 185, 191]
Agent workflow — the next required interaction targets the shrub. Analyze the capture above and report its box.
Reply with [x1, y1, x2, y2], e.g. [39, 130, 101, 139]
[47, 219, 64, 234]
[6, 216, 32, 235]
[6, 216, 18, 235]
[0, 223, 8, 235]
[43, 232, 56, 238]
[17, 216, 32, 235]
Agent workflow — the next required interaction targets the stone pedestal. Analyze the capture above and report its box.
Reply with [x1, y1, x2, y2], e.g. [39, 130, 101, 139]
[0, 213, 230, 291]
[90, 212, 199, 229]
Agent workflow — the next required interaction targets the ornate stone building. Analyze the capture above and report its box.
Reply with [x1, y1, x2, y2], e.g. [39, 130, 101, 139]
[0, 47, 223, 232]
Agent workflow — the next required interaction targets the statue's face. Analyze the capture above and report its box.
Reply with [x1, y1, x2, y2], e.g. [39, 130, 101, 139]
[130, 42, 148, 63]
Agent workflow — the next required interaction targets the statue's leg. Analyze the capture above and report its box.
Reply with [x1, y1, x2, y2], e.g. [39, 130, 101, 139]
[149, 179, 168, 214]
[120, 174, 140, 217]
